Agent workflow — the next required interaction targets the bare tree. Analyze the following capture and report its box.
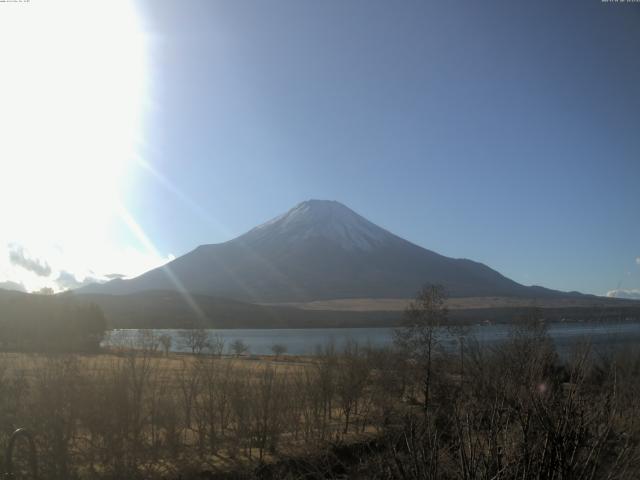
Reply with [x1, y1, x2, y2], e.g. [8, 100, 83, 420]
[369, 346, 405, 428]
[136, 330, 160, 354]
[394, 284, 448, 413]
[271, 343, 287, 359]
[253, 366, 285, 459]
[158, 334, 172, 357]
[209, 333, 226, 357]
[447, 322, 470, 389]
[177, 359, 200, 447]
[336, 340, 370, 434]
[180, 328, 209, 355]
[315, 342, 338, 440]
[230, 339, 249, 357]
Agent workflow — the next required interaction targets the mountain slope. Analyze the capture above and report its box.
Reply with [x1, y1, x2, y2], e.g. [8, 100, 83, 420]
[77, 200, 576, 302]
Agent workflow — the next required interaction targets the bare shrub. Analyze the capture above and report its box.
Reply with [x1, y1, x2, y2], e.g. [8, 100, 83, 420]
[271, 343, 287, 359]
[230, 339, 249, 357]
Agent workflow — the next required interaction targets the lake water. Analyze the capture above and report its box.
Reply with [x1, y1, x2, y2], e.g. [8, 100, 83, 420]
[103, 321, 640, 356]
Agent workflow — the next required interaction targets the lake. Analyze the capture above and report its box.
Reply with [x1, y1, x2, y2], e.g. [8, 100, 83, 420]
[103, 321, 640, 356]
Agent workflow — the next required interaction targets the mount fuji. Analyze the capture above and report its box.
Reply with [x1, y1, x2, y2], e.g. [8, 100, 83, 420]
[77, 200, 575, 302]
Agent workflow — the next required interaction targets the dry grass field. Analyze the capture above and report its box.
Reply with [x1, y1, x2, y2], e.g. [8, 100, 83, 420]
[2, 308, 640, 479]
[0, 346, 385, 479]
[268, 295, 638, 312]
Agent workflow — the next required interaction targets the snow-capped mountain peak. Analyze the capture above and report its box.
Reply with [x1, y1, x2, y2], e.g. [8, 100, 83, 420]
[242, 200, 394, 251]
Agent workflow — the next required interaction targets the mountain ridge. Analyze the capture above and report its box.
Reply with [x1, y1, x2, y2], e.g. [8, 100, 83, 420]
[76, 200, 585, 302]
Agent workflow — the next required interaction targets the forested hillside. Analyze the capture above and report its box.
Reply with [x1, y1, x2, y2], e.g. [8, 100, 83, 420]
[0, 290, 106, 351]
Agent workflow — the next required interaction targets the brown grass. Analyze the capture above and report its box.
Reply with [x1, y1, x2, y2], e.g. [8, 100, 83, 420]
[263, 295, 637, 312]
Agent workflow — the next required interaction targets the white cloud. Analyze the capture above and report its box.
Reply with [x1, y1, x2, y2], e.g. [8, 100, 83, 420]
[105, 273, 127, 280]
[8, 244, 51, 277]
[0, 241, 174, 293]
[606, 289, 640, 300]
[636, 257, 640, 266]
[55, 271, 103, 290]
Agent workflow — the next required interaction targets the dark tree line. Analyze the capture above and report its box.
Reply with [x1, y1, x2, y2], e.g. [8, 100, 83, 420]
[0, 293, 107, 351]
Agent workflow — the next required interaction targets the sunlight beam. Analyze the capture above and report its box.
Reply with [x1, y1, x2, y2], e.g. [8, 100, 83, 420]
[116, 203, 207, 321]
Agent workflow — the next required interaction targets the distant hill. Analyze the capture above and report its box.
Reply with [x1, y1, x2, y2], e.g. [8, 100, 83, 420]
[0, 289, 106, 350]
[77, 200, 585, 302]
[66, 290, 400, 329]
[68, 290, 640, 329]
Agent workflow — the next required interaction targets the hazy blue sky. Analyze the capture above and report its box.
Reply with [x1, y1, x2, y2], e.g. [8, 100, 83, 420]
[1, 0, 638, 296]
[123, 0, 640, 296]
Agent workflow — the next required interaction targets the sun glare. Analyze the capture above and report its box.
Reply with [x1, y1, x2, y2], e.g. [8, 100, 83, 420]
[0, 0, 149, 289]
